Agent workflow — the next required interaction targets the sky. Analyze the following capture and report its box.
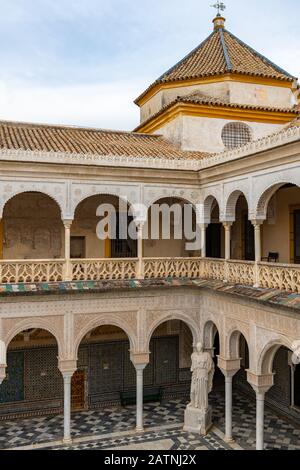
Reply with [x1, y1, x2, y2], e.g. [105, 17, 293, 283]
[0, 0, 299, 131]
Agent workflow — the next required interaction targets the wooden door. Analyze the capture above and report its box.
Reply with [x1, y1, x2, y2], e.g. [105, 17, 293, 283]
[71, 370, 85, 411]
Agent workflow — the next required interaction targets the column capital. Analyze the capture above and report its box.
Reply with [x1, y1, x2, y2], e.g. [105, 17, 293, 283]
[247, 370, 274, 394]
[222, 221, 233, 228]
[63, 219, 73, 229]
[251, 219, 264, 227]
[217, 356, 241, 377]
[135, 219, 146, 229]
[130, 352, 150, 369]
[59, 359, 77, 375]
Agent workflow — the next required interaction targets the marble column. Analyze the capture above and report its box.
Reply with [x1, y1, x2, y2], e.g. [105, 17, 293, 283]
[251, 220, 263, 287]
[252, 221, 262, 263]
[247, 371, 273, 451]
[199, 224, 208, 258]
[223, 222, 232, 261]
[131, 353, 149, 433]
[62, 371, 74, 444]
[225, 375, 234, 442]
[63, 219, 73, 282]
[137, 222, 144, 279]
[256, 391, 265, 451]
[135, 364, 148, 431]
[218, 357, 240, 443]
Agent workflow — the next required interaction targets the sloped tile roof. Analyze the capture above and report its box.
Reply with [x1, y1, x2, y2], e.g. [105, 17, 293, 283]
[135, 26, 296, 104]
[134, 92, 298, 132]
[0, 120, 208, 161]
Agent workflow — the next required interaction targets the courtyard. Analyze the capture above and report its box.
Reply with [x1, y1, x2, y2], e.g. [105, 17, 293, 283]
[1, 390, 299, 451]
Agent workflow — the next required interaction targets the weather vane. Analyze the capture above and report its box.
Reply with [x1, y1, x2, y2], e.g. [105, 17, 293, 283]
[211, 1, 226, 16]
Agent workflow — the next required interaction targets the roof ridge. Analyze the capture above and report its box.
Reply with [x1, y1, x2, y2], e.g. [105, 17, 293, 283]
[224, 29, 297, 80]
[219, 28, 232, 71]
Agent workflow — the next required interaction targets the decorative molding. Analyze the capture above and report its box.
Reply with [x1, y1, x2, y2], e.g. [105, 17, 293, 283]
[0, 148, 201, 171]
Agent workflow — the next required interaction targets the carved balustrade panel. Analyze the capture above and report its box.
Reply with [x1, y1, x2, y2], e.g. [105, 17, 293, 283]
[227, 260, 255, 285]
[258, 262, 300, 294]
[71, 258, 138, 281]
[0, 260, 64, 284]
[201, 258, 225, 280]
[143, 258, 202, 279]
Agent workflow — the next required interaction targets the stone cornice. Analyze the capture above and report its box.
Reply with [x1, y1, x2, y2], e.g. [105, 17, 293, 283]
[0, 148, 200, 171]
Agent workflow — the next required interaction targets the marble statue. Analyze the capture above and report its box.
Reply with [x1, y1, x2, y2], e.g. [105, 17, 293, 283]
[190, 342, 215, 410]
[184, 342, 215, 435]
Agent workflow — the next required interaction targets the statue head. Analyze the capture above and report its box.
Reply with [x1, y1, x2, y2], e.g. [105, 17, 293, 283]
[196, 342, 204, 353]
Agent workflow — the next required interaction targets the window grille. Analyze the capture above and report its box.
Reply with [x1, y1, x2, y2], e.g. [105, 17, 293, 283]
[222, 122, 252, 149]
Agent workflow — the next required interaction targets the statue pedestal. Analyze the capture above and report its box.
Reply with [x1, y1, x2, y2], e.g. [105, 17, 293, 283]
[183, 404, 212, 435]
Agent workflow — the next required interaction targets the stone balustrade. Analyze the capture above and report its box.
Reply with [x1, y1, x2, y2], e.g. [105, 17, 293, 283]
[0, 259, 64, 284]
[71, 258, 137, 281]
[0, 257, 299, 294]
[143, 257, 202, 279]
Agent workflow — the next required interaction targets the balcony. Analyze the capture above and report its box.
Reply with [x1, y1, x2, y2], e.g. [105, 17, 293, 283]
[0, 257, 299, 294]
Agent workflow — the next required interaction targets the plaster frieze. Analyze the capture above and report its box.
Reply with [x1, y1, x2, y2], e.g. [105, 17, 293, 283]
[0, 180, 67, 218]
[1, 315, 65, 354]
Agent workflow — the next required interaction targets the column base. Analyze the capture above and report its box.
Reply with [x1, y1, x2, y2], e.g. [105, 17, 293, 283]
[62, 438, 73, 446]
[224, 436, 235, 444]
[135, 427, 144, 433]
[183, 404, 212, 436]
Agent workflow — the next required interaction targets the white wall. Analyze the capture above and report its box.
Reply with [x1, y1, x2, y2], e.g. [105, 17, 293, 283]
[140, 80, 295, 124]
[155, 115, 284, 153]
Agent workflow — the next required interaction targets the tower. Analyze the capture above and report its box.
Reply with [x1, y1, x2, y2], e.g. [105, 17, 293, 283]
[134, 14, 299, 153]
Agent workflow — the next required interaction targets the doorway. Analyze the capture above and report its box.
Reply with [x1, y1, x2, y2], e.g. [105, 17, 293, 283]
[206, 224, 221, 258]
[243, 215, 255, 261]
[71, 370, 86, 411]
[70, 236, 86, 259]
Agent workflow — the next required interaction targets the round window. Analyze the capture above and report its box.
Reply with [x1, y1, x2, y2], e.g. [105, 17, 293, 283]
[222, 122, 252, 149]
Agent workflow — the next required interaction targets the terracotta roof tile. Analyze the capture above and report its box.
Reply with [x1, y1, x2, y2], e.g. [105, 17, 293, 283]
[0, 120, 208, 161]
[135, 27, 296, 104]
[134, 92, 298, 132]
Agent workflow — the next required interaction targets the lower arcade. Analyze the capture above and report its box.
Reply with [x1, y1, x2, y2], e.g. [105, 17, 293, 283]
[0, 312, 300, 451]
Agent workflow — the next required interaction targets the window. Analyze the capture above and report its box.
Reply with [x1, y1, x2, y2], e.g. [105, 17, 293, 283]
[222, 122, 252, 149]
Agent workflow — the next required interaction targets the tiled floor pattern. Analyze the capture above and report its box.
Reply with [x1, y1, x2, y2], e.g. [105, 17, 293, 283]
[1, 390, 300, 450]
[49, 426, 233, 451]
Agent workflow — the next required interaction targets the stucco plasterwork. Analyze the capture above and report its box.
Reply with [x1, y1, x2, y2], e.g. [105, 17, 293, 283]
[2, 315, 65, 358]
[73, 311, 138, 356]
[144, 308, 201, 350]
[70, 181, 140, 219]
[0, 180, 67, 219]
[143, 185, 201, 210]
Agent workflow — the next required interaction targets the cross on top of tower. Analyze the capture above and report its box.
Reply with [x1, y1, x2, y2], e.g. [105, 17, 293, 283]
[211, 1, 226, 17]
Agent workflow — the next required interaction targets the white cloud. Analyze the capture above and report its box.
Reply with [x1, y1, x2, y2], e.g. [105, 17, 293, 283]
[0, 80, 142, 130]
[0, 0, 298, 130]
